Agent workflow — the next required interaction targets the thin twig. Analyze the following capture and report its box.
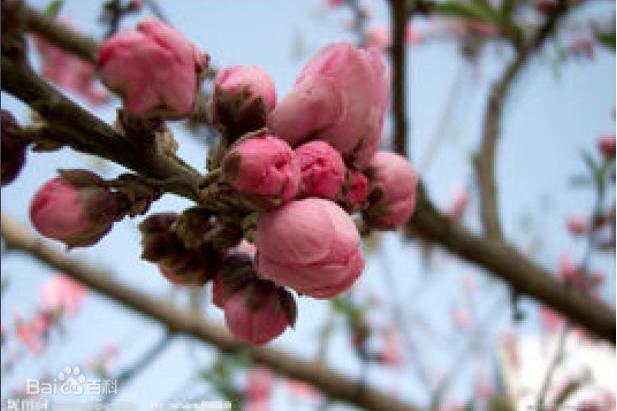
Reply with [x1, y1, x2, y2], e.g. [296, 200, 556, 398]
[389, 0, 409, 156]
[102, 331, 174, 404]
[474, 0, 572, 240]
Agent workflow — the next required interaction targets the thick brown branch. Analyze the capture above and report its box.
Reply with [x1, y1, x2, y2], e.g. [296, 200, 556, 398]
[407, 184, 616, 344]
[389, 0, 408, 156]
[475, 0, 570, 239]
[0, 215, 419, 411]
[1, 57, 204, 201]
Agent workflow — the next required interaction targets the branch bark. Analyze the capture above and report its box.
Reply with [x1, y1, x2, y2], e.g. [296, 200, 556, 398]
[475, 0, 571, 239]
[407, 184, 615, 344]
[1, 57, 204, 202]
[24, 5, 98, 63]
[389, 0, 409, 156]
[0, 214, 419, 411]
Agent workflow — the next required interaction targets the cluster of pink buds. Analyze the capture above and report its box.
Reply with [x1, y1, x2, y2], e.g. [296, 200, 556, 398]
[139, 41, 416, 344]
[20, 17, 420, 345]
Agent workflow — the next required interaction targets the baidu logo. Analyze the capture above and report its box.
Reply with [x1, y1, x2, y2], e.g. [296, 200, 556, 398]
[25, 366, 117, 396]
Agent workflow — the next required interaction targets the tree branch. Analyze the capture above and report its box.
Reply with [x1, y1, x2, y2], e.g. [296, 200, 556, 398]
[24, 4, 98, 63]
[1, 57, 204, 202]
[0, 214, 419, 411]
[407, 184, 615, 344]
[474, 0, 571, 239]
[389, 0, 409, 156]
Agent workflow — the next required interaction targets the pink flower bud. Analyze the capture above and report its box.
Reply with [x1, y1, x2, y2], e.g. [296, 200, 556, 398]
[344, 169, 370, 208]
[98, 19, 208, 118]
[559, 253, 577, 279]
[295, 141, 345, 199]
[222, 135, 300, 203]
[566, 215, 588, 236]
[1, 110, 27, 186]
[406, 24, 422, 44]
[536, 0, 557, 14]
[127, 0, 144, 11]
[268, 43, 389, 169]
[364, 152, 418, 229]
[212, 273, 229, 308]
[140, 213, 222, 285]
[223, 281, 296, 345]
[256, 198, 364, 299]
[365, 25, 392, 51]
[598, 133, 616, 159]
[212, 251, 256, 308]
[30, 172, 120, 248]
[211, 66, 276, 138]
[327, 0, 345, 6]
[246, 367, 275, 401]
[444, 184, 469, 221]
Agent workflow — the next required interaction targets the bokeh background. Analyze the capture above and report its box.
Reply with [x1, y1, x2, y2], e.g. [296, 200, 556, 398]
[1, 1, 615, 410]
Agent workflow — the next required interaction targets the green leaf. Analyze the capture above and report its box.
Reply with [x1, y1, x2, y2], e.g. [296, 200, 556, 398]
[433, 0, 522, 43]
[489, 396, 516, 411]
[500, 0, 515, 19]
[596, 29, 616, 51]
[44, 0, 64, 18]
[580, 149, 599, 176]
[569, 174, 592, 188]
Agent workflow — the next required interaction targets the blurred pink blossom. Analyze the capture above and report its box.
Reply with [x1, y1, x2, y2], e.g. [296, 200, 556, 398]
[14, 311, 51, 356]
[499, 330, 520, 370]
[31, 29, 110, 106]
[365, 25, 391, 51]
[451, 306, 471, 331]
[462, 273, 476, 295]
[406, 24, 423, 44]
[540, 306, 564, 334]
[444, 184, 470, 221]
[285, 379, 321, 402]
[566, 215, 588, 236]
[40, 274, 87, 316]
[246, 367, 275, 402]
[377, 326, 403, 367]
[567, 38, 595, 59]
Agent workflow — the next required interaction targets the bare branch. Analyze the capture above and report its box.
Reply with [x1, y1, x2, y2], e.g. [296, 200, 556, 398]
[407, 184, 616, 344]
[0, 214, 420, 411]
[1, 57, 204, 201]
[389, 0, 409, 156]
[475, 0, 572, 239]
[24, 5, 98, 63]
